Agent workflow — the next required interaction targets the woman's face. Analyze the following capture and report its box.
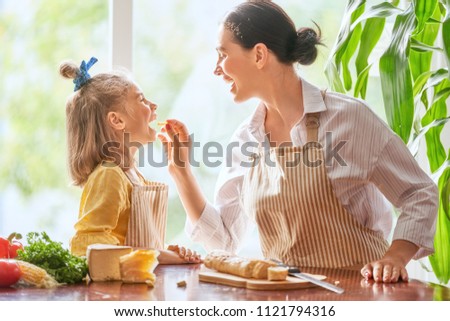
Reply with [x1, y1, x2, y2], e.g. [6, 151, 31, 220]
[122, 84, 158, 145]
[214, 25, 258, 102]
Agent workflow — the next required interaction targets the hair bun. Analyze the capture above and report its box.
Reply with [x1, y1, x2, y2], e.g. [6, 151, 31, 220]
[59, 61, 79, 80]
[291, 26, 322, 65]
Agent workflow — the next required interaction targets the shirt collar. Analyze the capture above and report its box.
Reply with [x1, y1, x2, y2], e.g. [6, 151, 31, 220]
[247, 78, 327, 141]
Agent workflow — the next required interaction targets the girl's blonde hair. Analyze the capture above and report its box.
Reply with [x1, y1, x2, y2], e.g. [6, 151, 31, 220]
[60, 61, 133, 186]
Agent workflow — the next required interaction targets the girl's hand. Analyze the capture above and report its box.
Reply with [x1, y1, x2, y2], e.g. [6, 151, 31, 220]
[167, 244, 202, 264]
[157, 119, 192, 177]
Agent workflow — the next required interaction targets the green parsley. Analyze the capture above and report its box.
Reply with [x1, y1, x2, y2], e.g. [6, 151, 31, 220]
[17, 232, 88, 284]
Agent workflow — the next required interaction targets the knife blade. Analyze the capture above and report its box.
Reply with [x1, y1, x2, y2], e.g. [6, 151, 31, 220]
[270, 259, 344, 294]
[288, 271, 344, 294]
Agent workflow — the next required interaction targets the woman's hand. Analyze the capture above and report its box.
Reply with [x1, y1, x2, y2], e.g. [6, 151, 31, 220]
[360, 240, 419, 283]
[167, 244, 202, 264]
[158, 119, 192, 177]
[360, 256, 408, 283]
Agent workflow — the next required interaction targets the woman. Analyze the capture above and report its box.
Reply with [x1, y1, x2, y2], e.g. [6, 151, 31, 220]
[159, 1, 437, 282]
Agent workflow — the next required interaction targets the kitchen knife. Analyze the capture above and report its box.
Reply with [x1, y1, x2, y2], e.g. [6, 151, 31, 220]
[270, 259, 344, 294]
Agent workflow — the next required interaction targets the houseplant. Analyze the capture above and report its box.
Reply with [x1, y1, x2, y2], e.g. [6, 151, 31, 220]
[325, 0, 450, 283]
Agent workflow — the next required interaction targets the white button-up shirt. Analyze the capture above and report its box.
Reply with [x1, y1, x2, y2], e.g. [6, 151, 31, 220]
[186, 78, 438, 260]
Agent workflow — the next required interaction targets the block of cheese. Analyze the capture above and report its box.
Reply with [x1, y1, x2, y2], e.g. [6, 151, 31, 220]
[119, 249, 159, 286]
[86, 244, 132, 281]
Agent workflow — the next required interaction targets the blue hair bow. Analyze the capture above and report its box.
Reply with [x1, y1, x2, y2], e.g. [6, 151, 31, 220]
[73, 57, 98, 91]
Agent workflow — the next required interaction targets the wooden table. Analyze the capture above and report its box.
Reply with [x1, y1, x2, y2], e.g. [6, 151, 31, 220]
[0, 264, 448, 301]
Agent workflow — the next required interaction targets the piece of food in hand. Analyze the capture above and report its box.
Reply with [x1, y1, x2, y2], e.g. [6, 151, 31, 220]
[87, 244, 132, 281]
[157, 121, 167, 126]
[16, 260, 59, 288]
[267, 266, 288, 281]
[0, 259, 22, 287]
[204, 250, 276, 279]
[120, 249, 159, 286]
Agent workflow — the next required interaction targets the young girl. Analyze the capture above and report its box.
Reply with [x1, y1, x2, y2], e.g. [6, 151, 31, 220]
[61, 57, 201, 264]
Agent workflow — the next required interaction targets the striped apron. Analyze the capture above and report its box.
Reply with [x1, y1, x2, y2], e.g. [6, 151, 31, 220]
[241, 112, 389, 268]
[123, 169, 168, 249]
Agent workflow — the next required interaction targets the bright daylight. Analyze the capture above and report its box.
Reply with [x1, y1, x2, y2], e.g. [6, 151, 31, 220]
[0, 0, 449, 317]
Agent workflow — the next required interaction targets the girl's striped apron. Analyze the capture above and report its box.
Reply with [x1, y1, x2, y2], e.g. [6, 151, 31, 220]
[242, 111, 389, 268]
[123, 169, 168, 249]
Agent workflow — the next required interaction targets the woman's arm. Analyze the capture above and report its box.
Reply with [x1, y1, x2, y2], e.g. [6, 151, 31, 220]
[158, 120, 206, 223]
[364, 135, 438, 282]
[158, 119, 250, 253]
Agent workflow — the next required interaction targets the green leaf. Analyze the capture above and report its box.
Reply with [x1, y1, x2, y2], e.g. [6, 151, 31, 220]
[413, 0, 438, 34]
[413, 70, 434, 96]
[342, 23, 363, 90]
[408, 116, 450, 157]
[325, 61, 346, 93]
[429, 163, 450, 284]
[442, 2, 450, 77]
[432, 87, 450, 105]
[355, 17, 385, 97]
[354, 64, 372, 98]
[335, 1, 366, 65]
[379, 4, 416, 143]
[325, 0, 366, 89]
[410, 38, 443, 52]
[351, 1, 402, 27]
[417, 68, 448, 110]
[422, 79, 449, 172]
[410, 3, 441, 81]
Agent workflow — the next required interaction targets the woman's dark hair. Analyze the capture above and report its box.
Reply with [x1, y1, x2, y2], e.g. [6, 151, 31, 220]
[222, 0, 322, 65]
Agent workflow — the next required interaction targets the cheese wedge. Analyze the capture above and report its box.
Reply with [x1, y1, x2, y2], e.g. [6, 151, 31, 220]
[119, 249, 159, 286]
[86, 244, 132, 281]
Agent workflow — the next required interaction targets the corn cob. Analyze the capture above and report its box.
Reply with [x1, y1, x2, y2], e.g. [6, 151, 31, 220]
[16, 260, 59, 288]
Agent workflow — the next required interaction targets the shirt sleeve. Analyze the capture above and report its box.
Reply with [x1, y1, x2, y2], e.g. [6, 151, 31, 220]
[184, 123, 255, 254]
[185, 178, 250, 254]
[369, 135, 438, 259]
[70, 166, 130, 256]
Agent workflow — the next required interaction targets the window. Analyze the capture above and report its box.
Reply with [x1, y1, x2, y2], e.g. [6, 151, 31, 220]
[1, 0, 348, 253]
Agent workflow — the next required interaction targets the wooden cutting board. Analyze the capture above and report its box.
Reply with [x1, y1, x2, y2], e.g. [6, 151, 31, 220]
[199, 269, 327, 291]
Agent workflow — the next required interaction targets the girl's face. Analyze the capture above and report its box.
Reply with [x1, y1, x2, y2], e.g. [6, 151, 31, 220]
[214, 25, 258, 102]
[122, 84, 157, 145]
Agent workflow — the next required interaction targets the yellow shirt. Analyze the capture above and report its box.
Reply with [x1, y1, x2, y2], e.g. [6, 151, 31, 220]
[70, 163, 137, 256]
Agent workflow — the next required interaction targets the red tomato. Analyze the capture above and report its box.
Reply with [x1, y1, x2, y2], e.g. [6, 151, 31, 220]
[0, 259, 22, 287]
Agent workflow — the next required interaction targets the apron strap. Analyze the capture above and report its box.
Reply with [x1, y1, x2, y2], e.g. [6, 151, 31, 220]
[305, 113, 320, 143]
[124, 168, 142, 186]
[304, 90, 326, 143]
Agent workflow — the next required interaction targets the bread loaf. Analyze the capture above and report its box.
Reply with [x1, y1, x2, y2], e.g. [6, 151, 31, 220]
[204, 250, 278, 279]
[267, 266, 289, 281]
